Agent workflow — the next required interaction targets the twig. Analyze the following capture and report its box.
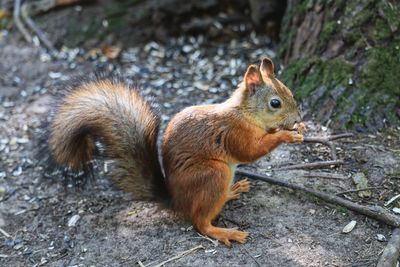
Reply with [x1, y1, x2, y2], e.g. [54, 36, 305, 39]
[336, 187, 383, 196]
[0, 227, 11, 238]
[196, 233, 218, 247]
[274, 160, 344, 171]
[304, 133, 353, 160]
[302, 172, 348, 180]
[21, 3, 57, 54]
[138, 260, 146, 267]
[236, 169, 400, 227]
[241, 246, 262, 267]
[13, 0, 32, 43]
[151, 245, 204, 267]
[385, 194, 400, 207]
[304, 133, 354, 143]
[376, 228, 400, 267]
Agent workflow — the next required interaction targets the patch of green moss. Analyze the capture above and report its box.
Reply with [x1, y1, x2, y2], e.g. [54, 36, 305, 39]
[379, 1, 400, 36]
[358, 44, 400, 124]
[351, 4, 375, 28]
[362, 45, 400, 96]
[320, 21, 338, 44]
[281, 57, 354, 99]
[374, 18, 393, 41]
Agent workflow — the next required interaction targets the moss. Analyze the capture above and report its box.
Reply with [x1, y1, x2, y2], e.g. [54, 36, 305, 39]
[320, 21, 338, 44]
[357, 44, 400, 125]
[351, 3, 376, 28]
[374, 18, 393, 41]
[281, 57, 354, 99]
[379, 1, 400, 36]
[362, 45, 400, 97]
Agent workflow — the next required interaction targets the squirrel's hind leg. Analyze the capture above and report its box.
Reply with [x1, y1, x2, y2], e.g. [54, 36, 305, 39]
[178, 161, 248, 246]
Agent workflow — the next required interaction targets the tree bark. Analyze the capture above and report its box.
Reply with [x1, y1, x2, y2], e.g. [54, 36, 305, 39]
[279, 0, 400, 130]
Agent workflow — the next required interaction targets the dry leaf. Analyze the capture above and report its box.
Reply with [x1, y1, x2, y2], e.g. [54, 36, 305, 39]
[342, 220, 357, 233]
[352, 172, 371, 198]
[102, 46, 122, 60]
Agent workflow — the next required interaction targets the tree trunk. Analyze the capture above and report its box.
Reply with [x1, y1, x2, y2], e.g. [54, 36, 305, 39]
[279, 0, 400, 130]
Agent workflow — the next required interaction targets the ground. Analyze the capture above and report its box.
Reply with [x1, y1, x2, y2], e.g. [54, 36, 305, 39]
[0, 32, 400, 267]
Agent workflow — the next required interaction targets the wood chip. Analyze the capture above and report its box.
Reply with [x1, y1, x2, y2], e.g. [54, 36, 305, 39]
[385, 194, 400, 207]
[67, 215, 80, 227]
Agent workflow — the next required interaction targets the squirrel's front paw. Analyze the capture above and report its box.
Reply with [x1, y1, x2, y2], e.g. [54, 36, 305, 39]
[296, 122, 307, 134]
[280, 130, 304, 143]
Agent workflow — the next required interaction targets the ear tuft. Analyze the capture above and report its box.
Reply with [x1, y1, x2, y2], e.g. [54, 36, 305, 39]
[244, 64, 262, 96]
[260, 57, 275, 78]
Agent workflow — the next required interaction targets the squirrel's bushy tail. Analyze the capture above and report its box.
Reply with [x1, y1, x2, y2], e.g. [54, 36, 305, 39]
[48, 78, 167, 200]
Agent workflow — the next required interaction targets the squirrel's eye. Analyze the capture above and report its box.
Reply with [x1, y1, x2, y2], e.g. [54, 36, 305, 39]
[270, 98, 281, 109]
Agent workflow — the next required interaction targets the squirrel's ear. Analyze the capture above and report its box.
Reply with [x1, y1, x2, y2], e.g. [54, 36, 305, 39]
[244, 64, 262, 96]
[260, 57, 275, 78]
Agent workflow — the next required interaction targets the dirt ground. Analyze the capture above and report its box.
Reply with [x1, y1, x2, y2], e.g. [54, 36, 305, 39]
[1, 31, 400, 267]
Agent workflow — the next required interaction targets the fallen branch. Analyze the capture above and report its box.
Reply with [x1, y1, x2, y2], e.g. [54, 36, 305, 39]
[2, 0, 84, 15]
[376, 228, 400, 267]
[274, 160, 344, 171]
[21, 3, 57, 54]
[236, 169, 400, 227]
[304, 133, 353, 160]
[304, 133, 354, 142]
[196, 233, 218, 247]
[241, 246, 262, 267]
[302, 172, 348, 180]
[13, 0, 32, 43]
[150, 245, 204, 267]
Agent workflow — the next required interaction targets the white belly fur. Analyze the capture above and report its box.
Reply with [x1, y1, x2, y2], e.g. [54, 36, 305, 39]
[228, 163, 237, 186]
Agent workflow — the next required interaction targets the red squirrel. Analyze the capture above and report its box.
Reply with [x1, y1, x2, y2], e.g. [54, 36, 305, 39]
[47, 57, 305, 246]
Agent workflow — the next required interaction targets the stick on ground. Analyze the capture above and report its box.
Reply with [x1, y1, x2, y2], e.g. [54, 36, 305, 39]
[302, 172, 348, 180]
[236, 169, 400, 227]
[376, 228, 400, 267]
[13, 0, 32, 43]
[274, 160, 344, 171]
[151, 245, 204, 267]
[21, 4, 57, 54]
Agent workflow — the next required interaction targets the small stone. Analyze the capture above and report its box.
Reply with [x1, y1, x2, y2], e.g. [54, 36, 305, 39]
[49, 72, 62, 79]
[376, 234, 386, 242]
[342, 220, 357, 233]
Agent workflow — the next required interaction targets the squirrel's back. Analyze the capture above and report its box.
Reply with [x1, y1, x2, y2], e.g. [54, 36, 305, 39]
[47, 78, 167, 200]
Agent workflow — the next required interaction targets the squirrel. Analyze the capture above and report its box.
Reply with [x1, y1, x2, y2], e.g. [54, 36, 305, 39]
[46, 57, 305, 247]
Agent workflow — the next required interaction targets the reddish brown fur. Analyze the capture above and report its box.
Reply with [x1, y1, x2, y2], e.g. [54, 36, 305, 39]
[162, 58, 303, 246]
[49, 58, 303, 247]
[49, 79, 164, 199]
